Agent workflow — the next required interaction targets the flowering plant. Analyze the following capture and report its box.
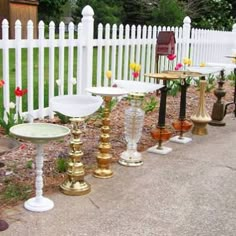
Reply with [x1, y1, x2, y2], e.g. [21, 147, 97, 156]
[0, 84, 27, 135]
[130, 62, 141, 79]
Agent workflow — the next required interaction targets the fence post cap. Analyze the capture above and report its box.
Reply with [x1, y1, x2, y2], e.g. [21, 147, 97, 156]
[82, 5, 94, 17]
[233, 23, 236, 31]
[183, 16, 191, 24]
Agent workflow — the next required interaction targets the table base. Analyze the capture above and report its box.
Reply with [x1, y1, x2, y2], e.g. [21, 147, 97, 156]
[24, 196, 54, 212]
[147, 145, 172, 155]
[170, 136, 192, 144]
[119, 151, 143, 167]
[93, 168, 113, 179]
[60, 180, 91, 196]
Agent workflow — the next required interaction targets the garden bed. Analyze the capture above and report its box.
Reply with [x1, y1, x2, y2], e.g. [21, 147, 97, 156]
[0, 81, 235, 213]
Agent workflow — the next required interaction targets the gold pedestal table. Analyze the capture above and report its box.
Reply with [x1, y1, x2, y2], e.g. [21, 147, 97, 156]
[50, 95, 103, 195]
[86, 87, 127, 178]
[10, 123, 70, 212]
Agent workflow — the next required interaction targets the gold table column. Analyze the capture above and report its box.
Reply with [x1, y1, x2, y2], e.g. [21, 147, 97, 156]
[86, 87, 127, 178]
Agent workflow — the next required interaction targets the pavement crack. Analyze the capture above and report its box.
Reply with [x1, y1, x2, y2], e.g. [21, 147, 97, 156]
[89, 197, 100, 209]
[224, 165, 236, 171]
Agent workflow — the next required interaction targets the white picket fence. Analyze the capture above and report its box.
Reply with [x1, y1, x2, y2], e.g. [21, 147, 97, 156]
[0, 5, 236, 121]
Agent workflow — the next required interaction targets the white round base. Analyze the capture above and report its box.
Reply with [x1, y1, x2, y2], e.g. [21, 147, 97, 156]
[170, 136, 192, 144]
[119, 151, 143, 166]
[24, 197, 54, 212]
[147, 145, 172, 155]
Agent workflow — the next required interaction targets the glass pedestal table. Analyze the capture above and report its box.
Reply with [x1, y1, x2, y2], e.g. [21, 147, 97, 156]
[10, 123, 70, 212]
[86, 87, 127, 178]
[113, 80, 164, 166]
[50, 95, 103, 196]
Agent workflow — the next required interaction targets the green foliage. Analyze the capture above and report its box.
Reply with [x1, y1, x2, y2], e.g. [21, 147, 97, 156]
[38, 0, 69, 24]
[72, 0, 124, 26]
[167, 81, 181, 97]
[2, 182, 32, 201]
[151, 0, 186, 26]
[55, 111, 71, 124]
[56, 157, 68, 173]
[227, 71, 236, 86]
[0, 111, 25, 135]
[143, 96, 158, 114]
[189, 0, 235, 30]
[26, 160, 33, 169]
[194, 74, 216, 93]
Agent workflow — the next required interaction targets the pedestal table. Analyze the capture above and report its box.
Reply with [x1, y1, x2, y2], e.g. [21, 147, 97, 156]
[10, 123, 70, 212]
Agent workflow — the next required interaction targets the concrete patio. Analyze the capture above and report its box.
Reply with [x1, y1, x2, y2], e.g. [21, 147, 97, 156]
[2, 115, 236, 236]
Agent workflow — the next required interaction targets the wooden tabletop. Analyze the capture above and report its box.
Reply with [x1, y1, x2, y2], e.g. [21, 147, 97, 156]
[145, 71, 203, 80]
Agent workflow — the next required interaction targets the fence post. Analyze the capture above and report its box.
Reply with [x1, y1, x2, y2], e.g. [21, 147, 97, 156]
[182, 16, 191, 60]
[232, 23, 236, 54]
[81, 5, 94, 94]
[2, 19, 10, 120]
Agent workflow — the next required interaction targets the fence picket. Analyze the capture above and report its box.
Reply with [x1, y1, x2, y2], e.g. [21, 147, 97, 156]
[0, 6, 235, 121]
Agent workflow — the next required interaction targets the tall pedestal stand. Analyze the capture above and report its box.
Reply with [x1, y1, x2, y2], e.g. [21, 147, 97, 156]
[60, 118, 91, 195]
[209, 70, 226, 126]
[119, 93, 145, 167]
[148, 81, 172, 154]
[93, 95, 114, 178]
[10, 123, 70, 212]
[170, 79, 192, 143]
[191, 78, 212, 135]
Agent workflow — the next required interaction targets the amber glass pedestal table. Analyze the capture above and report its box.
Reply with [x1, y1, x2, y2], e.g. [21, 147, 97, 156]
[86, 87, 127, 178]
[145, 71, 201, 153]
[10, 123, 70, 212]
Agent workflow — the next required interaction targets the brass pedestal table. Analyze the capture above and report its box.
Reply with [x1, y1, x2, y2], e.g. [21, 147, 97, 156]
[50, 95, 103, 196]
[113, 80, 163, 166]
[10, 123, 70, 212]
[86, 87, 127, 178]
[187, 66, 222, 134]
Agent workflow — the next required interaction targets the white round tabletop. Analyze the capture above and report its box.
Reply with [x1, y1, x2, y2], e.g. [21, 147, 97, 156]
[86, 87, 128, 97]
[10, 123, 70, 143]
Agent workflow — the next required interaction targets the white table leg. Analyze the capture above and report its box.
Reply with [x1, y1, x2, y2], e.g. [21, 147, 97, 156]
[24, 144, 54, 212]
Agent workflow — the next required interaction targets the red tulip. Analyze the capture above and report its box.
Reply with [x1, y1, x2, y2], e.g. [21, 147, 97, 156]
[167, 54, 176, 61]
[0, 80, 5, 88]
[14, 87, 27, 97]
[175, 63, 183, 71]
[132, 71, 139, 79]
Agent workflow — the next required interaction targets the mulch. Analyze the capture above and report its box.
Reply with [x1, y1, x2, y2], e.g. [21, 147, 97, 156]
[0, 80, 235, 212]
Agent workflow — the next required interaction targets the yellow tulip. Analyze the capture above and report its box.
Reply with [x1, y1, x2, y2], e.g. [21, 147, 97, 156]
[130, 62, 136, 70]
[134, 64, 141, 72]
[200, 62, 206, 67]
[106, 70, 112, 79]
[188, 59, 192, 66]
[183, 57, 192, 66]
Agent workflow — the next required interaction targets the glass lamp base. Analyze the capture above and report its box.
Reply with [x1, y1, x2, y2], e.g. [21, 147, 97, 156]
[119, 151, 143, 167]
[170, 136, 192, 144]
[147, 145, 172, 155]
[24, 196, 54, 212]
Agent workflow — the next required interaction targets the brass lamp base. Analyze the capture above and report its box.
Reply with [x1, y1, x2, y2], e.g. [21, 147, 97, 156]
[93, 168, 113, 179]
[191, 122, 209, 135]
[60, 180, 91, 196]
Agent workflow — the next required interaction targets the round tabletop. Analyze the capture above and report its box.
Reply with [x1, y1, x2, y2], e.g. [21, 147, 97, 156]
[50, 94, 103, 118]
[86, 87, 128, 97]
[10, 123, 70, 144]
